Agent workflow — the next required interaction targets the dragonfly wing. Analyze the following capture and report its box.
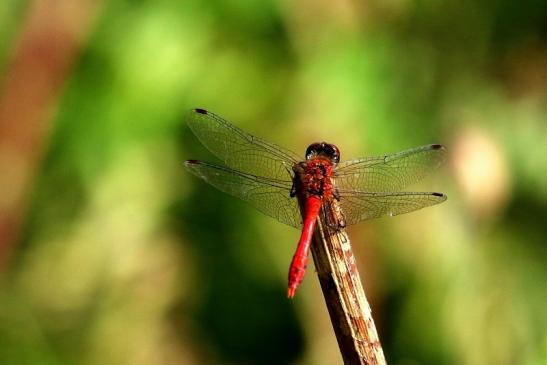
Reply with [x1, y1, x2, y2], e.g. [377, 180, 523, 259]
[185, 160, 302, 228]
[335, 144, 446, 192]
[186, 109, 301, 181]
[339, 191, 447, 226]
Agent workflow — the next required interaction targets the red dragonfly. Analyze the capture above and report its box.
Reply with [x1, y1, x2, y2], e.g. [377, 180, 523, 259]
[185, 108, 447, 298]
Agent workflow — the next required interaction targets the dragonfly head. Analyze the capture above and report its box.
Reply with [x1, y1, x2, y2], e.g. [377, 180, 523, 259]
[305, 142, 340, 164]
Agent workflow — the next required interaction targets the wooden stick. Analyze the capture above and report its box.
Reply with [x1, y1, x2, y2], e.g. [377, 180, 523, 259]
[310, 204, 387, 365]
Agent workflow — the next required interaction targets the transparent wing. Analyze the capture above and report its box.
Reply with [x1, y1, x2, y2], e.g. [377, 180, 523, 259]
[185, 160, 302, 228]
[339, 191, 447, 226]
[335, 144, 446, 192]
[186, 109, 301, 181]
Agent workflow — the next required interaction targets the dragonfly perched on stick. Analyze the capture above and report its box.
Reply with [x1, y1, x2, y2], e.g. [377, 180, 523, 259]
[184, 108, 447, 298]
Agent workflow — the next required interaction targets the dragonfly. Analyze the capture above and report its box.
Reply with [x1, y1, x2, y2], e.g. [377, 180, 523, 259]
[184, 108, 447, 298]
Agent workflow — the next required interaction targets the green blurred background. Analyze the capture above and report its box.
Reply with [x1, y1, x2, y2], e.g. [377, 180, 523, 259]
[0, 0, 546, 364]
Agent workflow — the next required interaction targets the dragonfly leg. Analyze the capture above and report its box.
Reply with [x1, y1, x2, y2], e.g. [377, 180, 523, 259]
[290, 181, 297, 198]
[338, 210, 347, 228]
[333, 187, 341, 201]
[323, 205, 346, 230]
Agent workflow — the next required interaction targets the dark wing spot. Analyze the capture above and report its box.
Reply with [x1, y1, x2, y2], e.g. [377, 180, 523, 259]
[431, 144, 443, 149]
[194, 108, 208, 114]
[432, 192, 444, 197]
[185, 159, 201, 166]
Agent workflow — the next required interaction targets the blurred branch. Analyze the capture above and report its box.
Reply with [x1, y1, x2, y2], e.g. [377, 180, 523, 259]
[311, 205, 387, 365]
[0, 0, 102, 268]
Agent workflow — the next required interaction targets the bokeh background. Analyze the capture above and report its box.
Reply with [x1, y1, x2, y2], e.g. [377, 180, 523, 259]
[0, 1, 546, 364]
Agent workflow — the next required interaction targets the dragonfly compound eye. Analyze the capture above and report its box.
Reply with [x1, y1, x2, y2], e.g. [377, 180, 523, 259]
[319, 143, 340, 163]
[328, 144, 340, 163]
[305, 143, 322, 160]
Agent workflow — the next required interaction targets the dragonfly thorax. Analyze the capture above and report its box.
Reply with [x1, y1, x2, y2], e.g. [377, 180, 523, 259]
[293, 159, 335, 199]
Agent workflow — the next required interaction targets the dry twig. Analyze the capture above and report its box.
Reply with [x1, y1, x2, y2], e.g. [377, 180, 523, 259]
[310, 203, 387, 365]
